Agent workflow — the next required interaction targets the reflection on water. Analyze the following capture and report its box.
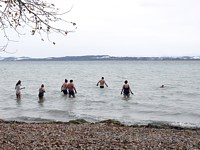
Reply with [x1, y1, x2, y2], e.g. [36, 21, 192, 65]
[38, 98, 45, 106]
[16, 99, 21, 105]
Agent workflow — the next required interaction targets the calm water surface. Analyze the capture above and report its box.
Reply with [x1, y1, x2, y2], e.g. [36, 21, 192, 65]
[0, 61, 199, 127]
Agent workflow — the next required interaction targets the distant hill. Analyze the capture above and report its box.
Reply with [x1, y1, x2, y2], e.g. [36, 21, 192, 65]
[0, 55, 200, 61]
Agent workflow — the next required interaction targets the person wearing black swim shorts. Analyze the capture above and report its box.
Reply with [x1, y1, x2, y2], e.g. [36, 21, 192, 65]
[67, 80, 77, 98]
[96, 77, 108, 88]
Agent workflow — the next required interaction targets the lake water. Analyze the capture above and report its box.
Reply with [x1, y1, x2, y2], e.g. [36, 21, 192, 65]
[0, 61, 200, 127]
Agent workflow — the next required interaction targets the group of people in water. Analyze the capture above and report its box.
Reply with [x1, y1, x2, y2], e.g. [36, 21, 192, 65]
[15, 77, 134, 100]
[61, 79, 77, 98]
[15, 80, 47, 100]
[96, 77, 134, 97]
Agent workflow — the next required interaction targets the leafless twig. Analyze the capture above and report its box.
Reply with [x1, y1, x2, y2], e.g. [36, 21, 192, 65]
[0, 0, 76, 52]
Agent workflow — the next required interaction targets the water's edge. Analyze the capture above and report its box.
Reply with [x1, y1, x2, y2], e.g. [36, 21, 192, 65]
[1, 119, 199, 130]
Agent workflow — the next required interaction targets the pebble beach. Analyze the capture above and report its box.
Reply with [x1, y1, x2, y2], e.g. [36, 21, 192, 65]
[0, 119, 200, 149]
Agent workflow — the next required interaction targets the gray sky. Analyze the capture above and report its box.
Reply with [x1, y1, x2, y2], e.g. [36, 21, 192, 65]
[1, 0, 200, 58]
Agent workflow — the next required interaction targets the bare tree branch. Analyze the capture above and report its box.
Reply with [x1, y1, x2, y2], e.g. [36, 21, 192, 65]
[0, 0, 76, 52]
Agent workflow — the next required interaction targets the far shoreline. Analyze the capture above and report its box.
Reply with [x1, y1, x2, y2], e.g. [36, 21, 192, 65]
[1, 55, 200, 61]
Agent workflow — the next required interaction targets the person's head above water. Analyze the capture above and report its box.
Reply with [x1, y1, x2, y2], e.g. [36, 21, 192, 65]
[101, 77, 104, 80]
[124, 80, 128, 84]
[16, 80, 21, 86]
[65, 79, 68, 83]
[160, 85, 164, 88]
[70, 80, 73, 83]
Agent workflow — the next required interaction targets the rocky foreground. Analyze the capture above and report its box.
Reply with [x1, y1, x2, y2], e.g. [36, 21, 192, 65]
[0, 119, 200, 149]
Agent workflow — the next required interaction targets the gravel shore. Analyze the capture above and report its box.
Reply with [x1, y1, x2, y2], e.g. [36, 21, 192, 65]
[0, 119, 200, 149]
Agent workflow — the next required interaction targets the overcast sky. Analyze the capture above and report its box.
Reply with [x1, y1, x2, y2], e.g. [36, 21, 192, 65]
[1, 0, 200, 58]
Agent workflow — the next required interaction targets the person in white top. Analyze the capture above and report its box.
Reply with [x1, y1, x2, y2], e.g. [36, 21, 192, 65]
[15, 80, 25, 99]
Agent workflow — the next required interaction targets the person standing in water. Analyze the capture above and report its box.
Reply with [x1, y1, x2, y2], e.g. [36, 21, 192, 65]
[67, 80, 77, 98]
[15, 80, 25, 99]
[61, 79, 68, 95]
[96, 77, 108, 88]
[121, 80, 133, 98]
[38, 84, 45, 99]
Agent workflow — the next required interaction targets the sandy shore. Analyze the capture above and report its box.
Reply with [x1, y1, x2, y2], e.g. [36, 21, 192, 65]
[0, 119, 200, 149]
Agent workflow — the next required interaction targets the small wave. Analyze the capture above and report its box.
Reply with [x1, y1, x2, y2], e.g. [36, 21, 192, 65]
[128, 120, 200, 129]
[46, 109, 76, 117]
[2, 118, 199, 129]
[47, 109, 70, 114]
[6, 116, 56, 123]
[171, 122, 200, 128]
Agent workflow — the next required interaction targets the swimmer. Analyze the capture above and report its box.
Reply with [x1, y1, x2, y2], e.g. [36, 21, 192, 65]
[121, 80, 133, 98]
[96, 77, 108, 88]
[38, 84, 45, 98]
[15, 80, 25, 99]
[61, 79, 68, 95]
[67, 80, 77, 98]
[160, 85, 164, 88]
